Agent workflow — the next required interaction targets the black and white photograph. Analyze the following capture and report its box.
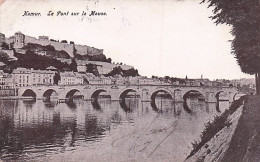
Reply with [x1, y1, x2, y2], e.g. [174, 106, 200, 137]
[0, 0, 259, 161]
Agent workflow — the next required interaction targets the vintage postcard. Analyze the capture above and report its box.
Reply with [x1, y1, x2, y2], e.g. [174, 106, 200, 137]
[0, 0, 259, 161]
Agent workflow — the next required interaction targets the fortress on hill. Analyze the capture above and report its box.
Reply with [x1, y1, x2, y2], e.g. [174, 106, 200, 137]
[1, 32, 103, 57]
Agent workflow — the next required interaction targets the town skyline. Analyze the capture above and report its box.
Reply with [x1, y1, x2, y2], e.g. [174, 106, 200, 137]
[0, 0, 254, 80]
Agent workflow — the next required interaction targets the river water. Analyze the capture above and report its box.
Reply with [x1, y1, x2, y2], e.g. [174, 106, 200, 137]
[0, 97, 229, 161]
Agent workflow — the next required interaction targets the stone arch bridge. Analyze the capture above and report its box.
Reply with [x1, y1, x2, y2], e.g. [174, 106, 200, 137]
[17, 84, 238, 103]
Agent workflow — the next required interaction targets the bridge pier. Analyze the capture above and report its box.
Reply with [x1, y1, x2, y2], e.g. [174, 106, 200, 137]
[83, 94, 91, 101]
[228, 92, 235, 103]
[205, 91, 217, 103]
[111, 95, 121, 101]
[141, 89, 151, 102]
[173, 89, 183, 102]
[36, 97, 43, 100]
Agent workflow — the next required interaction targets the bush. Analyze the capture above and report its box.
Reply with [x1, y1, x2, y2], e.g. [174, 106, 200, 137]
[105, 67, 139, 77]
[1, 42, 9, 49]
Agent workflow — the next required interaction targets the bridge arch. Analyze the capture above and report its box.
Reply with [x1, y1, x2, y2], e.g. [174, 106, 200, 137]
[183, 90, 206, 113]
[216, 91, 224, 99]
[233, 93, 238, 101]
[43, 89, 58, 101]
[150, 89, 174, 112]
[216, 91, 229, 99]
[151, 89, 173, 101]
[232, 93, 246, 101]
[91, 89, 110, 100]
[119, 88, 141, 100]
[22, 89, 37, 99]
[65, 89, 84, 99]
[215, 91, 224, 112]
[91, 99, 102, 110]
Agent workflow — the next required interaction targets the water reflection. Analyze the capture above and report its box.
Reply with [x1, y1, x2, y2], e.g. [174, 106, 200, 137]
[0, 96, 230, 161]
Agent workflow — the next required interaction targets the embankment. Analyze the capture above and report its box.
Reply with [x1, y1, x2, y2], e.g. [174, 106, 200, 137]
[221, 95, 260, 162]
[186, 95, 248, 162]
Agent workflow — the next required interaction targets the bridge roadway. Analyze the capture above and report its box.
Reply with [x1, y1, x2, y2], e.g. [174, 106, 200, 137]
[17, 84, 238, 103]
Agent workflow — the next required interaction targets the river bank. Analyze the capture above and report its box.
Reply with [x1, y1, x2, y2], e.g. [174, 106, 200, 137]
[221, 95, 260, 162]
[185, 95, 260, 162]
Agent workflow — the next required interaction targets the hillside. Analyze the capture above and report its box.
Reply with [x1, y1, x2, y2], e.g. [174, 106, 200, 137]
[22, 43, 71, 59]
[0, 32, 105, 59]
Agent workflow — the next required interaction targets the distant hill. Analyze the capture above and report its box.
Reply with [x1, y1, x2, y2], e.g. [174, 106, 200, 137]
[232, 78, 255, 85]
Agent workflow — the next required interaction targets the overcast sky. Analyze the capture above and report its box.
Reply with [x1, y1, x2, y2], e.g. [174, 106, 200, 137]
[0, 0, 253, 80]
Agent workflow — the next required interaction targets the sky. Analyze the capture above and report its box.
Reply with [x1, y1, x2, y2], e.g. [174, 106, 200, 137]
[0, 0, 254, 80]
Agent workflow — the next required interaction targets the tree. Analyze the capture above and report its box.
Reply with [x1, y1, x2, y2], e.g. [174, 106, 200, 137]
[1, 42, 9, 49]
[106, 66, 123, 76]
[106, 57, 112, 63]
[53, 73, 60, 85]
[86, 63, 99, 76]
[61, 40, 68, 43]
[70, 59, 77, 72]
[201, 0, 260, 94]
[123, 68, 139, 77]
[105, 66, 139, 77]
[0, 51, 10, 63]
[14, 50, 71, 71]
[73, 46, 77, 57]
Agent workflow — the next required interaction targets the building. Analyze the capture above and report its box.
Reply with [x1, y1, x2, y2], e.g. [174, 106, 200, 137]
[0, 33, 5, 44]
[13, 31, 25, 48]
[87, 77, 103, 85]
[46, 66, 58, 71]
[77, 60, 135, 75]
[59, 72, 83, 85]
[76, 60, 87, 73]
[100, 75, 112, 84]
[0, 70, 14, 89]
[12, 68, 55, 87]
[0, 70, 6, 85]
[38, 36, 49, 41]
[12, 68, 31, 87]
[31, 69, 55, 86]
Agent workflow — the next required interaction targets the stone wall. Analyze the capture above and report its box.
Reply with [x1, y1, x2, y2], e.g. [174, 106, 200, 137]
[23, 35, 103, 57]
[0, 89, 15, 96]
[49, 41, 74, 57]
